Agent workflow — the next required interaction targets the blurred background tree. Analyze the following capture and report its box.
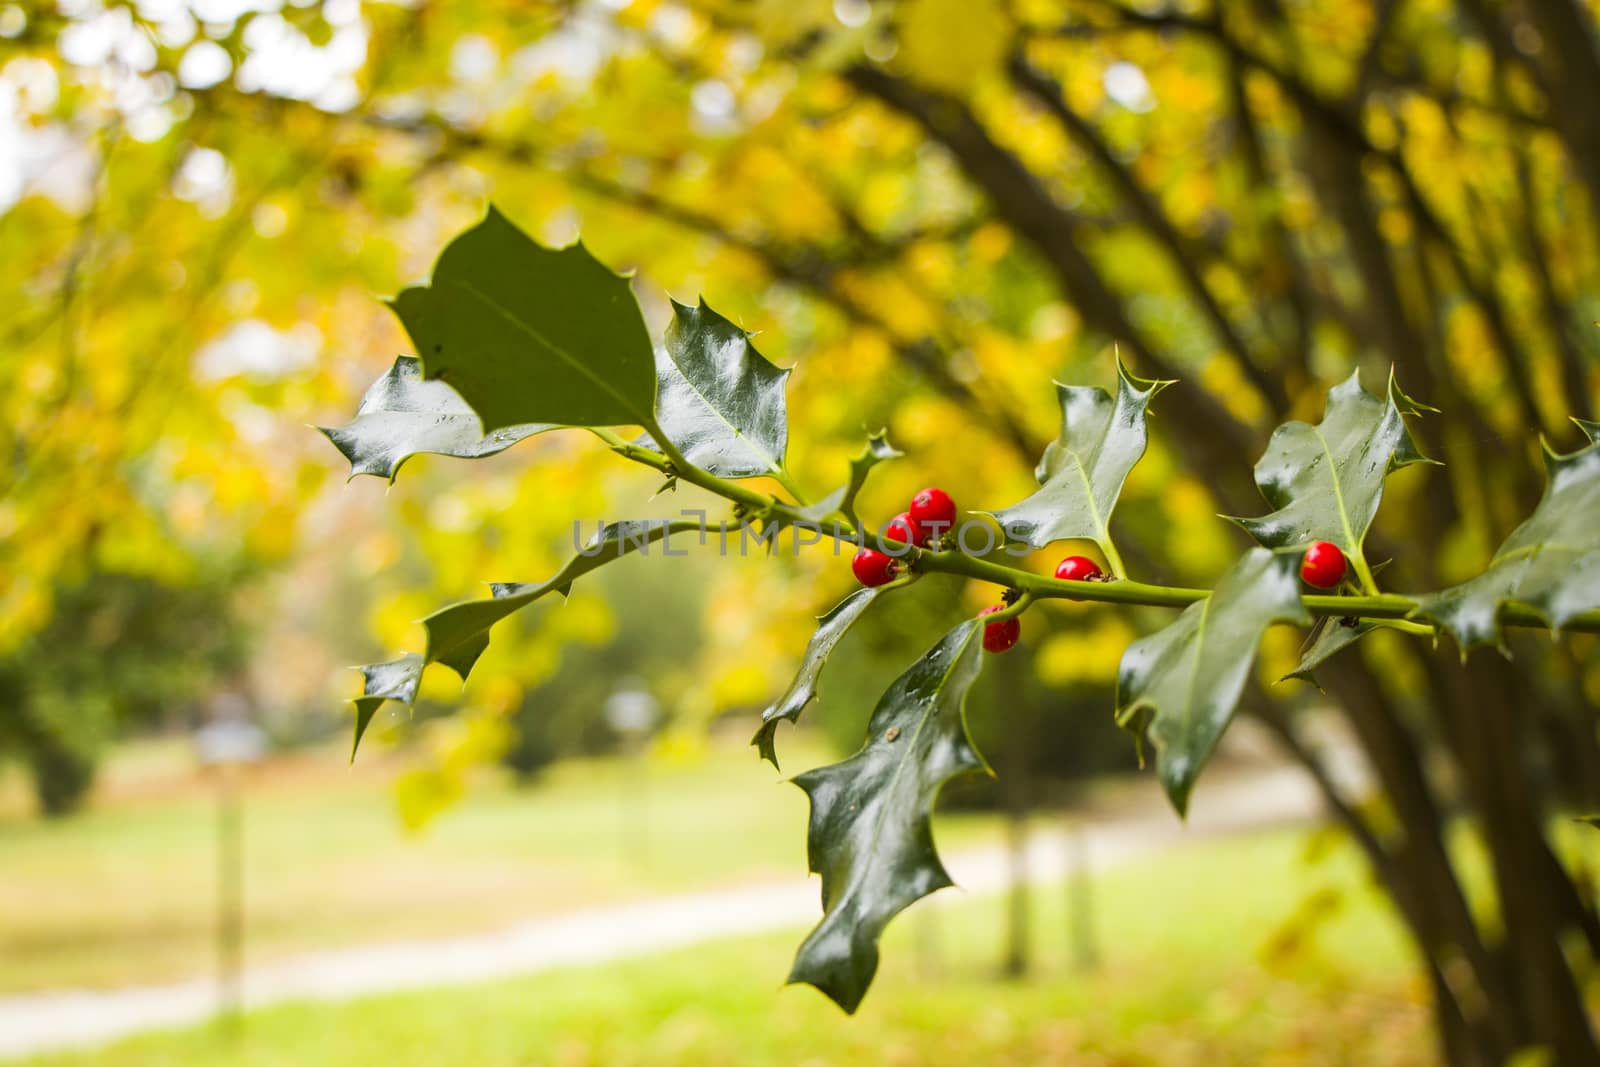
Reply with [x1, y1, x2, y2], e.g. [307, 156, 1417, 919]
[494, 561, 708, 783]
[6, 0, 1600, 1062]
[0, 564, 253, 815]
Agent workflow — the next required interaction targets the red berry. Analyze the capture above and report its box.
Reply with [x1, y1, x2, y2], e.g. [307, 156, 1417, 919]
[883, 511, 923, 548]
[908, 487, 957, 540]
[979, 605, 1021, 653]
[1300, 541, 1348, 589]
[852, 548, 899, 587]
[1054, 555, 1103, 582]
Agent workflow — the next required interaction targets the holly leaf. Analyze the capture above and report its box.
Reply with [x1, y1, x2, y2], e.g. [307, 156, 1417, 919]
[1228, 370, 1435, 564]
[319, 357, 555, 482]
[1415, 421, 1600, 650]
[423, 519, 707, 681]
[789, 620, 988, 1013]
[1283, 617, 1378, 687]
[1117, 548, 1310, 815]
[987, 358, 1172, 556]
[350, 653, 423, 759]
[754, 585, 895, 769]
[390, 206, 658, 435]
[801, 431, 903, 528]
[636, 299, 792, 479]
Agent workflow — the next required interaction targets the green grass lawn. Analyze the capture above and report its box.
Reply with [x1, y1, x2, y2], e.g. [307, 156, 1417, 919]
[17, 829, 1429, 1067]
[0, 733, 1006, 993]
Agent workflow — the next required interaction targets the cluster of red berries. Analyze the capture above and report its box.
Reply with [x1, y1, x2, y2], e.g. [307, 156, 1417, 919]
[850, 486, 957, 588]
[850, 486, 1115, 656]
[852, 484, 1351, 656]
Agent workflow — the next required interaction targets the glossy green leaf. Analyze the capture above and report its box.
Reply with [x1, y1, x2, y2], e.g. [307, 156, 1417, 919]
[801, 430, 903, 528]
[1229, 370, 1434, 568]
[789, 620, 988, 1013]
[637, 299, 791, 479]
[1283, 617, 1377, 687]
[1117, 548, 1310, 815]
[987, 358, 1171, 555]
[319, 357, 555, 482]
[350, 653, 423, 759]
[422, 519, 705, 682]
[754, 585, 893, 769]
[1416, 422, 1600, 650]
[390, 206, 658, 434]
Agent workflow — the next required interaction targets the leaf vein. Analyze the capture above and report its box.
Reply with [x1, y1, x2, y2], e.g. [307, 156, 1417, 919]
[667, 355, 783, 474]
[1314, 425, 1360, 555]
[452, 279, 650, 427]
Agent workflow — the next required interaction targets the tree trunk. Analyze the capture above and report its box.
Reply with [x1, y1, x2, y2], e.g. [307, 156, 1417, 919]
[1428, 650, 1600, 1065]
[997, 664, 1032, 979]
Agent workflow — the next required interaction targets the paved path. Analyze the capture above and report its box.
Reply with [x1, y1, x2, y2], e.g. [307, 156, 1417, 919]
[0, 762, 1352, 1060]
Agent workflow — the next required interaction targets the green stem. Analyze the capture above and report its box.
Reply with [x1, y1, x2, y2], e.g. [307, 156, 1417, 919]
[1098, 538, 1128, 580]
[593, 427, 1600, 636]
[981, 592, 1034, 623]
[626, 420, 809, 508]
[597, 425, 780, 516]
[1378, 619, 1437, 637]
[1350, 550, 1381, 597]
[772, 468, 809, 506]
[589, 427, 665, 468]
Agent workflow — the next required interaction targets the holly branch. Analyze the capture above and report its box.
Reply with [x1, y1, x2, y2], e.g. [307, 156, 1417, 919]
[323, 206, 1600, 1014]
